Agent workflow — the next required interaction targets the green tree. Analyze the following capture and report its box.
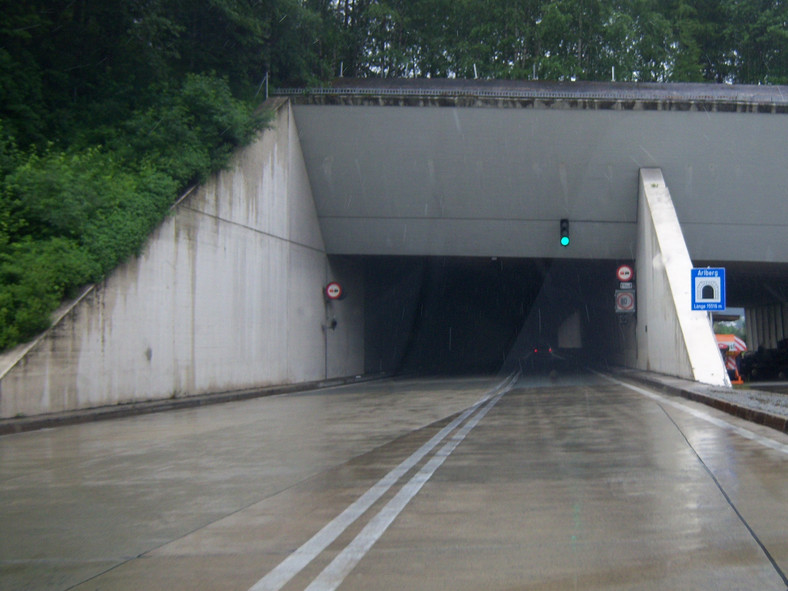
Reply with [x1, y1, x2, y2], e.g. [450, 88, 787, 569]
[630, 0, 674, 81]
[667, 0, 730, 82]
[536, 0, 622, 80]
[447, 0, 542, 80]
[724, 0, 788, 84]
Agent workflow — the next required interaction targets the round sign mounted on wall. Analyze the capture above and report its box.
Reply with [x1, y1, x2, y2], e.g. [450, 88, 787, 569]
[615, 290, 636, 313]
[616, 264, 634, 282]
[325, 282, 343, 300]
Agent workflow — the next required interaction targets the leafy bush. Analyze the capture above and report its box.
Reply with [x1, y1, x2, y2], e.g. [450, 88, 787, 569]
[109, 75, 265, 185]
[0, 75, 267, 351]
[0, 237, 99, 349]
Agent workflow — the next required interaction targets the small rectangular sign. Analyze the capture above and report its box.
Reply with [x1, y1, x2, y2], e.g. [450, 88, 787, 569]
[691, 268, 726, 311]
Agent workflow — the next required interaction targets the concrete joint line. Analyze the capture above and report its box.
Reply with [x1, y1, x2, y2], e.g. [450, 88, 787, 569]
[657, 405, 788, 588]
[595, 371, 788, 456]
[181, 205, 326, 255]
[249, 372, 517, 591]
[597, 372, 788, 587]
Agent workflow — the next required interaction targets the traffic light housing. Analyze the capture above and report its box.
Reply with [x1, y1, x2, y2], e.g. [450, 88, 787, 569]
[560, 219, 570, 247]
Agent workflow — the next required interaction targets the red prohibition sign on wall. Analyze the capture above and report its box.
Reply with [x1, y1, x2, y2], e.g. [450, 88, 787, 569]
[616, 264, 634, 282]
[325, 282, 343, 300]
[615, 290, 636, 313]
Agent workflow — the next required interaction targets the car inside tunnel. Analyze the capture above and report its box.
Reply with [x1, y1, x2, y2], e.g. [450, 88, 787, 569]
[358, 255, 628, 376]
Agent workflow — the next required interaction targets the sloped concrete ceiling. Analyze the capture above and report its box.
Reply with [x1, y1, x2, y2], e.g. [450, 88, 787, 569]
[289, 80, 788, 262]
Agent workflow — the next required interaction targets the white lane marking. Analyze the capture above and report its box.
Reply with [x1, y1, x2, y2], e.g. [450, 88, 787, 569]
[248, 374, 517, 591]
[599, 373, 788, 456]
[304, 387, 508, 591]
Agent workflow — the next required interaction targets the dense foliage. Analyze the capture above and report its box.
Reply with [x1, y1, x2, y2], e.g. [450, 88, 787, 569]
[1, 0, 786, 350]
[0, 1, 279, 350]
[327, 0, 788, 82]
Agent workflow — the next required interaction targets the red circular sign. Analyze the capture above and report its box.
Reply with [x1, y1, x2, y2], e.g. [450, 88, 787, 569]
[616, 291, 635, 311]
[325, 282, 343, 300]
[616, 265, 634, 282]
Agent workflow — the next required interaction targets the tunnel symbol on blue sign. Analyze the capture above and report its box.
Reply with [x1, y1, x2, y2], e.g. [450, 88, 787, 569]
[701, 284, 717, 300]
[691, 268, 726, 311]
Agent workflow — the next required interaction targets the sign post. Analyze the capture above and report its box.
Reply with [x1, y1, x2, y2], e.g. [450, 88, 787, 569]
[691, 268, 726, 311]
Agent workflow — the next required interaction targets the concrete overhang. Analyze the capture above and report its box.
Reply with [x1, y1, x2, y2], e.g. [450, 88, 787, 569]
[280, 79, 788, 262]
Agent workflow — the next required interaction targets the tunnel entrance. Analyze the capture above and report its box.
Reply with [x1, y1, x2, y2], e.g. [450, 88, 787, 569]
[358, 256, 626, 376]
[699, 260, 788, 385]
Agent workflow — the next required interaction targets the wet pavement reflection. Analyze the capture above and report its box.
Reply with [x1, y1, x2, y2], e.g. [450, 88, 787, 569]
[1, 372, 787, 590]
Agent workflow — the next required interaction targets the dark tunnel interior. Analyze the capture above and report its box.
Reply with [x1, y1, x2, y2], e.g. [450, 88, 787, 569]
[361, 256, 628, 376]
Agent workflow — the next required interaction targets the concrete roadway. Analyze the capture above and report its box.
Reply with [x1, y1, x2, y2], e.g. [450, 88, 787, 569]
[2, 372, 787, 590]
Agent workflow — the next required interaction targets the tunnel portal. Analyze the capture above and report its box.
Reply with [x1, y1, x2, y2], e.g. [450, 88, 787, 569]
[4, 80, 788, 418]
[359, 255, 623, 375]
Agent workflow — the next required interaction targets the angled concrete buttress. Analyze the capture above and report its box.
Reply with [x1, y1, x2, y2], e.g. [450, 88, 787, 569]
[636, 168, 730, 387]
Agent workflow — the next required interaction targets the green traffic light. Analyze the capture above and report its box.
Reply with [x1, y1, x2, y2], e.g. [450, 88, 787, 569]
[560, 219, 570, 246]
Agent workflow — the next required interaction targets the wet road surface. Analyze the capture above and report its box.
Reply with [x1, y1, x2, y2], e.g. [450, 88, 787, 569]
[2, 372, 787, 590]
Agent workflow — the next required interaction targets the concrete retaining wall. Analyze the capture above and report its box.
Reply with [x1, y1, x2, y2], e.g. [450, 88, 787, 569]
[635, 168, 728, 386]
[0, 100, 364, 418]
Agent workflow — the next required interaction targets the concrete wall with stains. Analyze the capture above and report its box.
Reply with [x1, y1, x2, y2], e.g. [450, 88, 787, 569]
[0, 100, 365, 418]
[635, 168, 728, 386]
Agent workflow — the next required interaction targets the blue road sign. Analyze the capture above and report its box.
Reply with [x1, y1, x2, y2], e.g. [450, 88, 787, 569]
[691, 268, 726, 311]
